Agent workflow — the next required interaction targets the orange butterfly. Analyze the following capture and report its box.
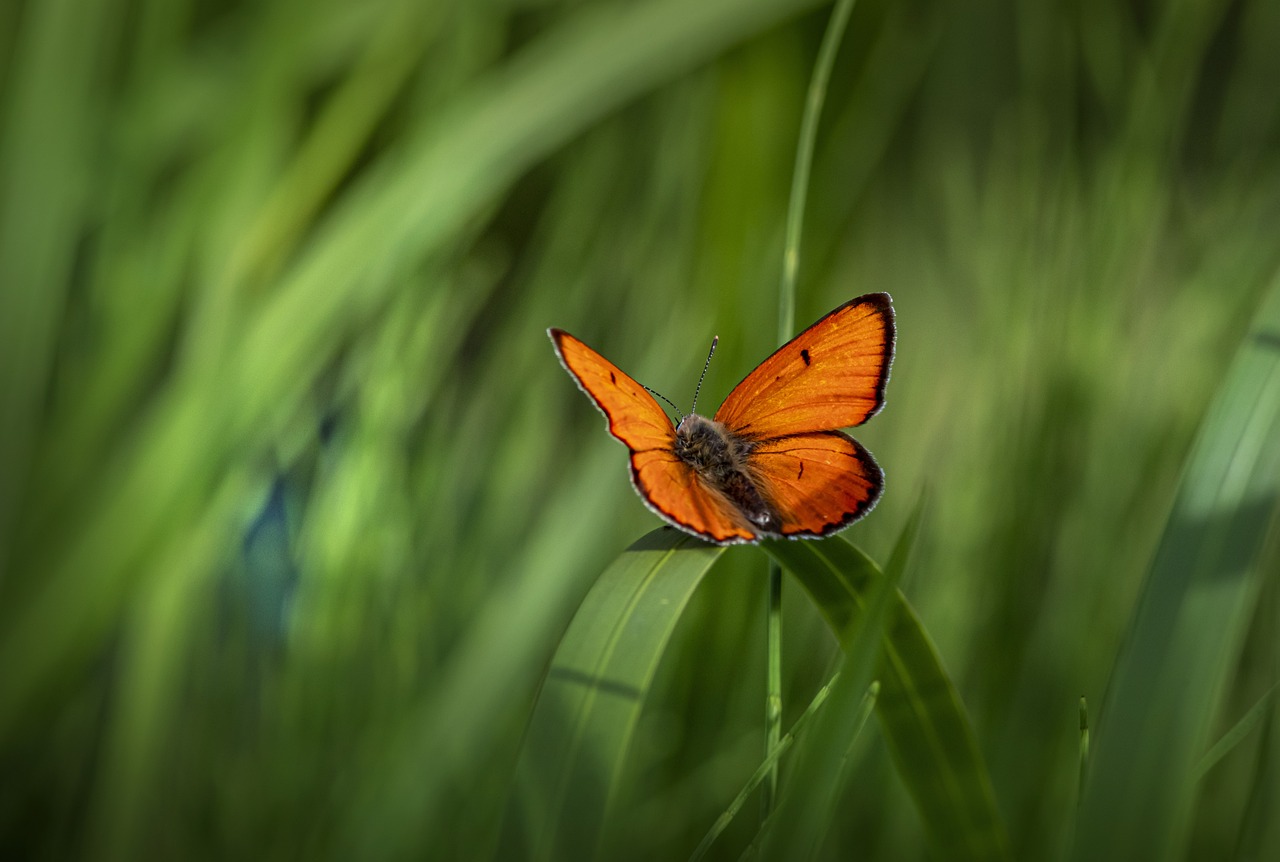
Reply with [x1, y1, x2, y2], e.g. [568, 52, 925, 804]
[549, 293, 894, 545]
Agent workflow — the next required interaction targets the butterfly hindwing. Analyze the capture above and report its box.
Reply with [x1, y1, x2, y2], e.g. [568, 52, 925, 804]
[630, 449, 756, 543]
[746, 431, 884, 537]
[714, 294, 894, 439]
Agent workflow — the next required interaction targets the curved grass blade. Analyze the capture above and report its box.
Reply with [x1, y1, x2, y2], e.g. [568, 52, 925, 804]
[1073, 278, 1280, 861]
[500, 529, 723, 861]
[763, 534, 1012, 861]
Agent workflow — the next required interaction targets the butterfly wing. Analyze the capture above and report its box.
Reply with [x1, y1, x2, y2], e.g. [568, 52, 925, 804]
[713, 293, 894, 439]
[549, 328, 755, 544]
[746, 431, 884, 537]
[550, 328, 676, 452]
[631, 450, 756, 544]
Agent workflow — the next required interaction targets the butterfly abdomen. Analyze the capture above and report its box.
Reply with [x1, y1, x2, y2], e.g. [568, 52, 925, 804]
[674, 415, 782, 534]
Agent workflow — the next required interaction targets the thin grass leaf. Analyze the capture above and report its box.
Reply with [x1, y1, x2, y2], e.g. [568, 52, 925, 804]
[500, 529, 723, 861]
[765, 0, 857, 817]
[690, 672, 850, 862]
[834, 680, 881, 784]
[759, 505, 912, 861]
[1234, 692, 1280, 859]
[764, 535, 1012, 861]
[1078, 697, 1089, 814]
[1073, 276, 1280, 860]
[800, 680, 881, 859]
[1194, 681, 1279, 782]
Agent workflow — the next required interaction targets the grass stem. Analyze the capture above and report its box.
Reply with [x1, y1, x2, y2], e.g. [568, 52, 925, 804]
[763, 0, 857, 820]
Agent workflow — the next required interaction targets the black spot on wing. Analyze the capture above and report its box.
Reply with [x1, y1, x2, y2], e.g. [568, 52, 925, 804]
[610, 371, 617, 384]
[797, 461, 804, 479]
[800, 348, 811, 366]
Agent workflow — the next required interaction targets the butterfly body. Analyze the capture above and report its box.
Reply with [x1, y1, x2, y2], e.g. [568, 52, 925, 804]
[551, 293, 894, 545]
[672, 414, 782, 534]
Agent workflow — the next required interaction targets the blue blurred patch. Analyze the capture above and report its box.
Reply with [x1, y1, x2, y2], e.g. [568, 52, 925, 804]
[233, 475, 299, 650]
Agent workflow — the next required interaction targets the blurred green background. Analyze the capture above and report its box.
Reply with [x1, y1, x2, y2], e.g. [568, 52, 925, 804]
[2, 0, 1278, 858]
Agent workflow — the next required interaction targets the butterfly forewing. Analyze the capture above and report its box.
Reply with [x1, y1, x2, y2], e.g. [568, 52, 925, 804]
[551, 328, 753, 542]
[746, 431, 884, 536]
[714, 294, 894, 439]
[550, 329, 676, 453]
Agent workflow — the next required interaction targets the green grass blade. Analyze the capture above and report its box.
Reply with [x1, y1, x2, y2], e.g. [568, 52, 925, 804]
[1078, 697, 1090, 814]
[777, 0, 856, 340]
[1073, 277, 1280, 861]
[759, 505, 911, 860]
[764, 535, 1012, 861]
[765, 0, 857, 817]
[0, 0, 118, 582]
[691, 673, 849, 862]
[331, 439, 640, 861]
[500, 529, 723, 861]
[81, 489, 240, 862]
[1234, 695, 1280, 860]
[1194, 681, 1279, 782]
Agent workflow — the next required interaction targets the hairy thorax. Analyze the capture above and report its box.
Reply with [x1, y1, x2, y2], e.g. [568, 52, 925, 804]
[673, 414, 781, 533]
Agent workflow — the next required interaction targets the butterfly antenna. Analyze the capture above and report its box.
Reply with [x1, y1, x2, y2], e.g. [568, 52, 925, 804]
[690, 336, 718, 415]
[643, 385, 684, 422]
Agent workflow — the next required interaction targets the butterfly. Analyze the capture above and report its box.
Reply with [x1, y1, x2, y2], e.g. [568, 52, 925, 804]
[549, 293, 894, 545]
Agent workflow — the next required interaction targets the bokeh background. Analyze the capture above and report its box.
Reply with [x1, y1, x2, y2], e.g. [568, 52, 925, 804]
[2, 0, 1278, 859]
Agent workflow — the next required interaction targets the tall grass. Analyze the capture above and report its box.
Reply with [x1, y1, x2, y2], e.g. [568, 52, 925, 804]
[2, 0, 1278, 859]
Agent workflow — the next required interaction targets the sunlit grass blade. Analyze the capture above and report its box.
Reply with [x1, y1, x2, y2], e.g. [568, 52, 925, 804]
[1073, 278, 1280, 861]
[500, 529, 723, 861]
[764, 534, 1012, 861]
